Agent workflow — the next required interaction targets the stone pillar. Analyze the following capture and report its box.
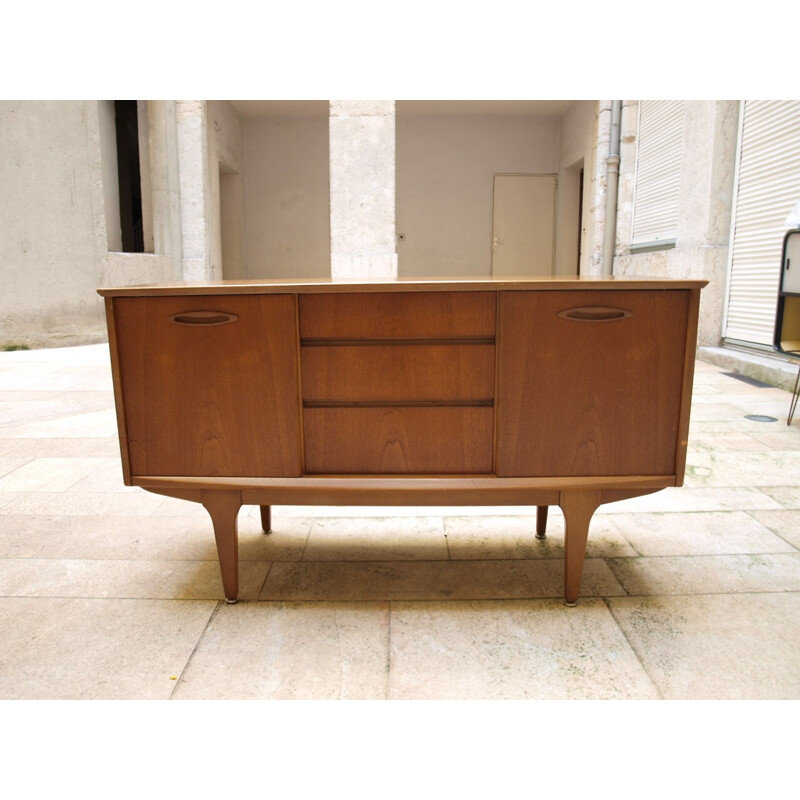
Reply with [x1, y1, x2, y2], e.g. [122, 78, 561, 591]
[329, 101, 397, 279]
[584, 100, 612, 277]
[147, 100, 183, 279]
[176, 100, 212, 281]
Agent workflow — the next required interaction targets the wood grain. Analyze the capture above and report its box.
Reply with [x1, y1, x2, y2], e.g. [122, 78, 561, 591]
[304, 406, 494, 474]
[299, 291, 496, 339]
[495, 289, 690, 477]
[301, 343, 495, 403]
[114, 294, 303, 478]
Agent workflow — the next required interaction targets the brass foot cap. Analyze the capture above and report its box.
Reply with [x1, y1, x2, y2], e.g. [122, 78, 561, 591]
[225, 597, 239, 605]
[535, 532, 546, 540]
[564, 600, 578, 608]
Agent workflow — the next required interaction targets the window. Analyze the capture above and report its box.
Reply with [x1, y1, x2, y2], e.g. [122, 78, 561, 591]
[630, 100, 684, 249]
[114, 100, 144, 253]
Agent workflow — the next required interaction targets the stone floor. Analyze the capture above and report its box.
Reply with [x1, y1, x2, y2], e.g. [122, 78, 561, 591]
[1, 343, 799, 700]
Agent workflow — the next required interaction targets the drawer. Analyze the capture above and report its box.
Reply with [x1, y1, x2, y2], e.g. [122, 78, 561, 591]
[304, 407, 494, 474]
[299, 291, 496, 339]
[301, 343, 495, 402]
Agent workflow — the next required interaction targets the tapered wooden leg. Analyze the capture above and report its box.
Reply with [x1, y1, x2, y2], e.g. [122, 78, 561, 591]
[558, 489, 602, 607]
[535, 505, 548, 539]
[260, 504, 272, 534]
[202, 490, 242, 604]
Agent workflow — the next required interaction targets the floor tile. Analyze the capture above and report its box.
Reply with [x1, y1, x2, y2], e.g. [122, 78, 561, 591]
[608, 594, 800, 699]
[1, 490, 165, 516]
[303, 516, 448, 561]
[0, 457, 32, 478]
[748, 430, 800, 450]
[0, 437, 122, 458]
[173, 601, 390, 699]
[759, 486, 800, 509]
[689, 418, 793, 434]
[601, 487, 784, 514]
[0, 409, 118, 439]
[150, 495, 211, 517]
[0, 346, 797, 702]
[747, 509, 800, 550]
[688, 402, 753, 422]
[0, 597, 215, 699]
[66, 458, 131, 492]
[443, 514, 637, 559]
[0, 457, 108, 492]
[387, 599, 660, 700]
[0, 514, 206, 560]
[608, 511, 795, 556]
[687, 433, 773, 453]
[0, 511, 305, 564]
[0, 392, 113, 425]
[607, 553, 800, 595]
[683, 451, 800, 488]
[0, 557, 269, 601]
[260, 558, 624, 602]
[0, 493, 21, 511]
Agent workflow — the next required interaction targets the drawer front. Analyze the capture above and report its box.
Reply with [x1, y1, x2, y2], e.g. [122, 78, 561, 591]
[301, 343, 495, 403]
[304, 407, 494, 474]
[113, 294, 302, 478]
[496, 289, 690, 477]
[299, 291, 496, 339]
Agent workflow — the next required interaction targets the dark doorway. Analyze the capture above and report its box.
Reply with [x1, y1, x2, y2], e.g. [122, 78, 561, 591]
[114, 100, 144, 253]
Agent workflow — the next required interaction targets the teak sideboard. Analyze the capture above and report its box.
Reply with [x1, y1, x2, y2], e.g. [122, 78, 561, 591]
[98, 276, 706, 605]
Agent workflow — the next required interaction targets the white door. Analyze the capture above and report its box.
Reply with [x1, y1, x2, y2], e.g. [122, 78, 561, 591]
[491, 174, 556, 276]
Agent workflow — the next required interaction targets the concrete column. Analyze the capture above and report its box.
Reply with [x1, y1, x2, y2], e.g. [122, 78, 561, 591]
[147, 100, 183, 278]
[584, 100, 612, 277]
[176, 100, 212, 280]
[329, 101, 397, 279]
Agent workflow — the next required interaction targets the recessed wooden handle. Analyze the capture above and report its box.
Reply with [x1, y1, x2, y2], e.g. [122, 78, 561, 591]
[558, 306, 633, 322]
[168, 311, 239, 326]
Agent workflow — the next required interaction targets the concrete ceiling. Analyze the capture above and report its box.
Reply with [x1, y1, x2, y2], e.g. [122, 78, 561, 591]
[229, 100, 576, 118]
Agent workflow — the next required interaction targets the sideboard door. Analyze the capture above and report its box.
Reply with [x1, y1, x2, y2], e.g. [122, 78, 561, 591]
[113, 294, 302, 478]
[496, 290, 690, 477]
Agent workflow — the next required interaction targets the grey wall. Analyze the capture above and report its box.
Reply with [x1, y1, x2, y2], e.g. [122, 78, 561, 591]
[243, 116, 330, 278]
[395, 113, 561, 276]
[0, 101, 107, 348]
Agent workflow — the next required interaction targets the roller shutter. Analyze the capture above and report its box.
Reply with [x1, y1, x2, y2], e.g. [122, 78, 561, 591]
[631, 101, 685, 246]
[725, 101, 800, 346]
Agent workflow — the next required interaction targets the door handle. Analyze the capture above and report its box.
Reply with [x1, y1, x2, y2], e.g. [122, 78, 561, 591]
[558, 306, 633, 322]
[168, 311, 239, 326]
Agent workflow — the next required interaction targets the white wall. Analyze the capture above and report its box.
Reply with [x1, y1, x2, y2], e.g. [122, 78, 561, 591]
[0, 101, 108, 347]
[395, 113, 561, 276]
[207, 100, 246, 279]
[555, 100, 596, 275]
[243, 116, 330, 278]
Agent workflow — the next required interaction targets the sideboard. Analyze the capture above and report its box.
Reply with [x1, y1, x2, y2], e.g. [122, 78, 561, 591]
[98, 276, 706, 605]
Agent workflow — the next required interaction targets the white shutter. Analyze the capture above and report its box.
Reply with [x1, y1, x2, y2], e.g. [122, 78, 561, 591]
[725, 101, 800, 346]
[631, 101, 684, 245]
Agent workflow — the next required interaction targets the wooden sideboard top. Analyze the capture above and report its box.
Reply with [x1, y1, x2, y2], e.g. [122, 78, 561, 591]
[98, 275, 708, 298]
